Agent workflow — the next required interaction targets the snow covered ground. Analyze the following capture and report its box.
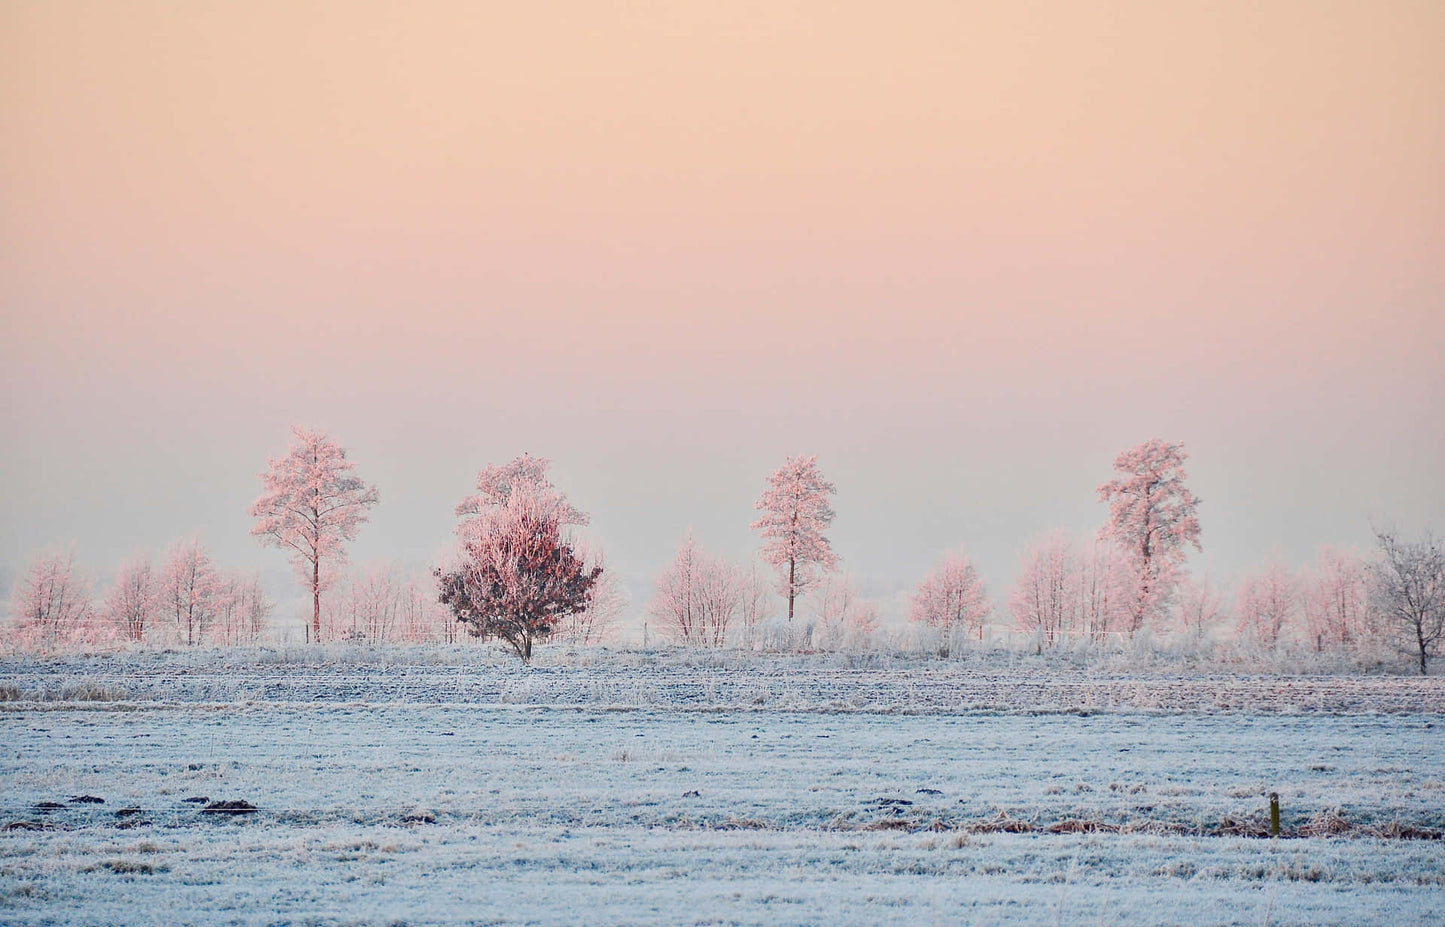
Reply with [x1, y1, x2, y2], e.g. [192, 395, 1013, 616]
[1, 649, 1442, 925]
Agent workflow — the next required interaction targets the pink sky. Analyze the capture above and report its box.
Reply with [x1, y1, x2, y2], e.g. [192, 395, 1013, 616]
[3, 1, 1442, 613]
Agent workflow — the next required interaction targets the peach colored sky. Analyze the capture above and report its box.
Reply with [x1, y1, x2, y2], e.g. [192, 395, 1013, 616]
[2, 1, 1442, 616]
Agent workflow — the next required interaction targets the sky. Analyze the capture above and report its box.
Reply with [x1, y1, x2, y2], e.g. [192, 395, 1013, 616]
[3, 0, 1442, 628]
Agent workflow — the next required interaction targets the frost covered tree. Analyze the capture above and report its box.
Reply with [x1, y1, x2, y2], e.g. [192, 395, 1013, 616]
[1009, 530, 1079, 650]
[1097, 439, 1202, 633]
[8, 547, 93, 652]
[556, 559, 625, 646]
[101, 554, 157, 643]
[212, 573, 271, 647]
[752, 455, 838, 623]
[251, 427, 379, 643]
[397, 572, 456, 643]
[910, 549, 991, 650]
[158, 538, 225, 647]
[324, 564, 401, 642]
[649, 532, 740, 647]
[453, 454, 587, 526]
[809, 572, 878, 650]
[1234, 559, 1297, 651]
[1173, 573, 1227, 643]
[1369, 529, 1445, 675]
[1301, 547, 1374, 654]
[1077, 538, 1134, 641]
[437, 455, 601, 662]
[736, 558, 775, 650]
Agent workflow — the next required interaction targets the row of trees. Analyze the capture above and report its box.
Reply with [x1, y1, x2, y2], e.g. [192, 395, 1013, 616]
[639, 442, 1442, 674]
[5, 429, 1441, 673]
[7, 540, 270, 652]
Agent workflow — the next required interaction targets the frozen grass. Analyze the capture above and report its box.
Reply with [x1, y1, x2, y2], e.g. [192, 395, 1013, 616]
[2, 646, 1442, 714]
[1, 650, 1442, 925]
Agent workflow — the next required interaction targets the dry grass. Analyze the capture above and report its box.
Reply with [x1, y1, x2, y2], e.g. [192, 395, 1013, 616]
[55, 684, 130, 702]
[968, 811, 1035, 834]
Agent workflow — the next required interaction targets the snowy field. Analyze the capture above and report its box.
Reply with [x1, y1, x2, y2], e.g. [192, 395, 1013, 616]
[2, 650, 1443, 926]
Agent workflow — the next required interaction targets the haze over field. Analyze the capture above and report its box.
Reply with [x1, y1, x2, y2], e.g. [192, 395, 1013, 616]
[3, 1, 1443, 615]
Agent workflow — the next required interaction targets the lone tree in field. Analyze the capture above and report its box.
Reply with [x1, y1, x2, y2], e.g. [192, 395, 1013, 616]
[1370, 528, 1445, 675]
[1097, 439, 1202, 634]
[251, 427, 379, 643]
[752, 455, 838, 623]
[437, 455, 602, 662]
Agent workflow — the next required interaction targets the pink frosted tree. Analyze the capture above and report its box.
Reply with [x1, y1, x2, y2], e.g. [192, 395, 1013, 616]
[8, 547, 94, 652]
[321, 563, 455, 644]
[556, 558, 625, 646]
[324, 563, 402, 642]
[438, 455, 602, 662]
[101, 554, 157, 643]
[1301, 546, 1374, 654]
[397, 571, 456, 643]
[1008, 530, 1080, 650]
[1078, 538, 1135, 641]
[909, 549, 992, 649]
[158, 538, 225, 647]
[251, 427, 379, 643]
[736, 558, 775, 650]
[752, 455, 838, 624]
[649, 532, 741, 647]
[209, 572, 271, 647]
[1173, 572, 1228, 643]
[810, 572, 879, 650]
[455, 454, 587, 528]
[1234, 559, 1298, 650]
[1097, 439, 1202, 634]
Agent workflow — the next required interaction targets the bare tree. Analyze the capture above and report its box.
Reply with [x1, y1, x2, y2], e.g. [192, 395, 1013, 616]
[212, 572, 272, 646]
[158, 538, 224, 647]
[1078, 538, 1135, 642]
[9, 547, 93, 652]
[1008, 530, 1080, 651]
[102, 553, 157, 643]
[1173, 572, 1227, 643]
[556, 564, 625, 646]
[910, 549, 991, 652]
[325, 563, 401, 642]
[251, 427, 379, 643]
[1370, 529, 1445, 675]
[1300, 546, 1375, 654]
[810, 571, 878, 651]
[1234, 558, 1298, 651]
[397, 571, 455, 643]
[737, 557, 774, 650]
[649, 532, 741, 647]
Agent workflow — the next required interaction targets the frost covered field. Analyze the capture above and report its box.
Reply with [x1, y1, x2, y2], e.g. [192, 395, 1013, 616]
[2, 649, 1443, 926]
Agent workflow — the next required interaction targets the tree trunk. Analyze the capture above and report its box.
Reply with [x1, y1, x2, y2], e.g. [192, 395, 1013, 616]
[313, 557, 321, 644]
[787, 557, 796, 623]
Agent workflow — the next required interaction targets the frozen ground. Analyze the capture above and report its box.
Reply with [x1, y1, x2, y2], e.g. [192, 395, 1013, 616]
[3, 646, 1443, 713]
[1, 649, 1442, 925]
